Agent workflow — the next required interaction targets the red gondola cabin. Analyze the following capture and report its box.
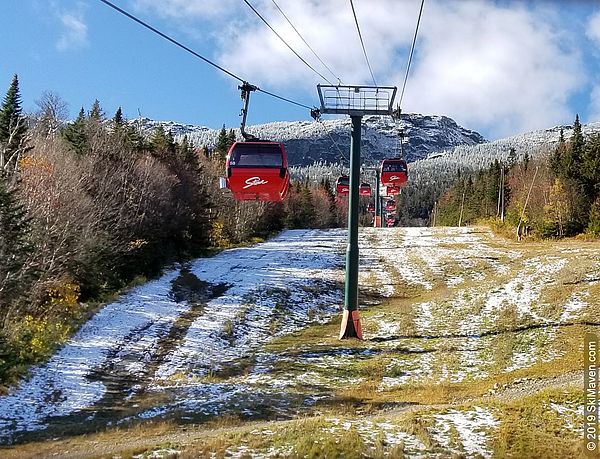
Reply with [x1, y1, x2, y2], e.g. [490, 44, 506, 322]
[380, 158, 408, 187]
[225, 142, 290, 202]
[336, 176, 350, 196]
[385, 200, 396, 212]
[367, 203, 375, 213]
[386, 186, 401, 196]
[359, 183, 372, 196]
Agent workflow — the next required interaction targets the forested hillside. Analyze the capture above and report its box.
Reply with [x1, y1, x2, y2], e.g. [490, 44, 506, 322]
[425, 115, 600, 239]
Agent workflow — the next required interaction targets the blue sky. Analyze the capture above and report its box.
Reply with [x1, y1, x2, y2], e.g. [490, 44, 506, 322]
[2, 0, 600, 140]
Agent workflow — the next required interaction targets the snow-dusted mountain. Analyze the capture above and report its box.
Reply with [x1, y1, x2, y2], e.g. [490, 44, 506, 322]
[409, 121, 600, 187]
[134, 114, 485, 166]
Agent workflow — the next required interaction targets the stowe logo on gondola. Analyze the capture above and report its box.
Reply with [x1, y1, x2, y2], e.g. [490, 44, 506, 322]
[243, 176, 269, 189]
[390, 175, 401, 181]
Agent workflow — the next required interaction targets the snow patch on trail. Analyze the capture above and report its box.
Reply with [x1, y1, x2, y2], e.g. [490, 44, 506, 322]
[0, 270, 186, 440]
[325, 417, 428, 457]
[153, 229, 345, 382]
[560, 291, 589, 322]
[429, 407, 499, 458]
[483, 256, 567, 322]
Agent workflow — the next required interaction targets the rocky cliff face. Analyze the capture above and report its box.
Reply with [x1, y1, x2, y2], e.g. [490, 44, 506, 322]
[135, 113, 486, 166]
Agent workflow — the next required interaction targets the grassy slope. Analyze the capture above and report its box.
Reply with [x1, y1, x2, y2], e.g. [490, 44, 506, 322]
[3, 226, 598, 458]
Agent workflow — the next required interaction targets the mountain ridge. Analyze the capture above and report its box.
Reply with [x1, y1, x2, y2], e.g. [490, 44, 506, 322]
[134, 113, 486, 166]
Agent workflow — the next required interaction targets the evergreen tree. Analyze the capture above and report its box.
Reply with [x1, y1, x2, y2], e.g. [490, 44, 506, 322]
[0, 74, 30, 177]
[582, 133, 600, 199]
[549, 129, 566, 176]
[507, 147, 517, 168]
[571, 114, 584, 154]
[111, 108, 145, 150]
[587, 197, 600, 237]
[150, 125, 169, 150]
[89, 99, 105, 121]
[178, 135, 198, 167]
[565, 114, 584, 179]
[0, 178, 35, 310]
[113, 107, 124, 128]
[523, 152, 530, 172]
[214, 125, 230, 160]
[228, 129, 236, 146]
[298, 182, 315, 227]
[62, 108, 87, 155]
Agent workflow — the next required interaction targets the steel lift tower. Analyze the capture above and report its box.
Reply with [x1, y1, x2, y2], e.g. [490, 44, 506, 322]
[316, 84, 397, 339]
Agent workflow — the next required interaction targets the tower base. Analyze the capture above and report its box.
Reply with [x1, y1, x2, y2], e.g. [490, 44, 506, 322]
[339, 310, 363, 340]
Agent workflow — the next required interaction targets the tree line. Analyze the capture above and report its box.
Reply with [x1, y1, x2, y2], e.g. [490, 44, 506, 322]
[431, 115, 600, 238]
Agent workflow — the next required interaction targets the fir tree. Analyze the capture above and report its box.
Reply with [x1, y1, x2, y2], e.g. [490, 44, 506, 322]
[215, 125, 230, 160]
[0, 74, 30, 177]
[549, 128, 566, 176]
[228, 129, 236, 146]
[111, 108, 145, 150]
[582, 133, 600, 199]
[572, 114, 584, 153]
[298, 182, 315, 227]
[0, 178, 34, 310]
[565, 114, 584, 178]
[507, 147, 517, 168]
[62, 108, 87, 155]
[178, 135, 198, 167]
[523, 152, 530, 172]
[113, 107, 124, 128]
[89, 99, 105, 121]
[587, 198, 600, 237]
[150, 126, 177, 161]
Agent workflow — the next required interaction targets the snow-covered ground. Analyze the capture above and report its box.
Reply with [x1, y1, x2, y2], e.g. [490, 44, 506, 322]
[0, 229, 347, 442]
[0, 226, 594, 453]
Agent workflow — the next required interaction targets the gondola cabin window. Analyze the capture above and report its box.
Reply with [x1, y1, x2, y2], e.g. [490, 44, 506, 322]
[229, 143, 284, 167]
[359, 183, 372, 196]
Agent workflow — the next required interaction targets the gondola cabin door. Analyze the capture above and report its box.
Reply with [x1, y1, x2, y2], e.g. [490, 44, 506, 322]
[225, 142, 290, 202]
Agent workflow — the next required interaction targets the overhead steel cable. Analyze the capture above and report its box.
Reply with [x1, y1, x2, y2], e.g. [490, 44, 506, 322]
[398, 0, 425, 109]
[349, 0, 377, 87]
[270, 0, 343, 84]
[257, 88, 312, 109]
[96, 0, 313, 111]
[242, 0, 335, 85]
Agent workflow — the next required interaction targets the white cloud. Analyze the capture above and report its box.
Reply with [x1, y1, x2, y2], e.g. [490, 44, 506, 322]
[586, 10, 600, 45]
[56, 7, 88, 51]
[589, 85, 600, 122]
[131, 0, 238, 21]
[132, 0, 586, 139]
[217, 0, 419, 89]
[402, 1, 583, 138]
